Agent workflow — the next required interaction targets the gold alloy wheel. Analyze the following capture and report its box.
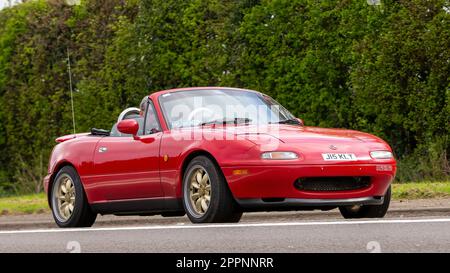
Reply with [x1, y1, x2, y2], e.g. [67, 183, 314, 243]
[54, 174, 76, 221]
[189, 168, 211, 215]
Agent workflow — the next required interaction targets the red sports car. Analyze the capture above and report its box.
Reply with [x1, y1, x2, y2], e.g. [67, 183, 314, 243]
[44, 87, 396, 227]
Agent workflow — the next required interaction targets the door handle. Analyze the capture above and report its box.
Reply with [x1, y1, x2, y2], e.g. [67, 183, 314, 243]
[98, 147, 108, 153]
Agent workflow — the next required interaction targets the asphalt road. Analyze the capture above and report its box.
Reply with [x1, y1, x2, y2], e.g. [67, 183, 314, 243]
[1, 216, 449, 253]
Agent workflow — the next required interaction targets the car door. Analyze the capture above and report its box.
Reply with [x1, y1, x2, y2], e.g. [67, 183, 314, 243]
[91, 100, 163, 201]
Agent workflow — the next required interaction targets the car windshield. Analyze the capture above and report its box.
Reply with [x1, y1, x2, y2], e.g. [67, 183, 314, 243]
[159, 89, 298, 129]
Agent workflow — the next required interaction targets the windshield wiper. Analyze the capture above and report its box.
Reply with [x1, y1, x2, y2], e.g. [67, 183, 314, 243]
[276, 118, 301, 125]
[200, 117, 252, 126]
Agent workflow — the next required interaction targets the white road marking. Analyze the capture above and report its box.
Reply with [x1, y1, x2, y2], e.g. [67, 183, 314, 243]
[1, 218, 450, 235]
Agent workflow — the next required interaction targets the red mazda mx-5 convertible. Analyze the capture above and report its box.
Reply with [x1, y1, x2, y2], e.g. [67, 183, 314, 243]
[44, 87, 396, 227]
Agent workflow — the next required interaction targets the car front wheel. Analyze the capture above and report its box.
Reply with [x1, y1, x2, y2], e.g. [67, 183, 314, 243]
[339, 186, 391, 219]
[182, 156, 242, 223]
[50, 166, 97, 228]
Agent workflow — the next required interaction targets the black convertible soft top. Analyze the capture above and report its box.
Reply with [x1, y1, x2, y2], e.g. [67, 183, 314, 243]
[90, 128, 110, 136]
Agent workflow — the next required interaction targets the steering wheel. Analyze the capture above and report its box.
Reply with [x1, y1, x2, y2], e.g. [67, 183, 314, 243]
[187, 107, 214, 121]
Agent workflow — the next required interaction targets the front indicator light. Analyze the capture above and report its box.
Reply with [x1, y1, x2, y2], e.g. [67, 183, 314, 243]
[232, 169, 249, 175]
[261, 151, 298, 160]
[370, 151, 393, 159]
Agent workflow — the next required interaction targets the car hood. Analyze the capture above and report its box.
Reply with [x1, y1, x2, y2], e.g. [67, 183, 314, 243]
[226, 124, 386, 145]
[212, 124, 392, 164]
[275, 126, 385, 144]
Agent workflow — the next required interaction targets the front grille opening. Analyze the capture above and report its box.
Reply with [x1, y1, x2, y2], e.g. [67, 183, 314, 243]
[294, 176, 371, 192]
[261, 198, 285, 203]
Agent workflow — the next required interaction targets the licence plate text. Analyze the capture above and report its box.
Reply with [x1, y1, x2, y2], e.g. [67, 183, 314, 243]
[322, 153, 357, 161]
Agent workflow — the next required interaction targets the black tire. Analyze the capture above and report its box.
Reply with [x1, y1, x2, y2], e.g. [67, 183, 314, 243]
[339, 186, 391, 219]
[182, 156, 242, 223]
[50, 166, 97, 228]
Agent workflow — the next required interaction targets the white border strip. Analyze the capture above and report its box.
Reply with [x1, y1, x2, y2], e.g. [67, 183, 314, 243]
[1, 218, 450, 235]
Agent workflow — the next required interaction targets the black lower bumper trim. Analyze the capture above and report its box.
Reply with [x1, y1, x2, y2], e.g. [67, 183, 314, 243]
[91, 197, 183, 215]
[236, 196, 384, 211]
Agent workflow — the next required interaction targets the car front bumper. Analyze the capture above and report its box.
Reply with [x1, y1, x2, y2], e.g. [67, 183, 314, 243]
[222, 163, 396, 202]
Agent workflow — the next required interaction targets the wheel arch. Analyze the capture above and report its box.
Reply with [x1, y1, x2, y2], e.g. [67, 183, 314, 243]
[179, 149, 243, 222]
[47, 161, 78, 208]
[181, 150, 222, 182]
[180, 150, 237, 193]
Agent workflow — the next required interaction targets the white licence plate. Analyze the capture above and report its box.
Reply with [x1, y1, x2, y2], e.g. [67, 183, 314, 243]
[322, 153, 357, 161]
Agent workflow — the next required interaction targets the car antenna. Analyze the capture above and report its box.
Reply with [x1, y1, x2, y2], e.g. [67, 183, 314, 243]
[67, 47, 76, 135]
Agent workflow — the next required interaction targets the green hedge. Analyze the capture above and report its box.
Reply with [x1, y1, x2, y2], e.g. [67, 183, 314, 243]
[0, 0, 448, 193]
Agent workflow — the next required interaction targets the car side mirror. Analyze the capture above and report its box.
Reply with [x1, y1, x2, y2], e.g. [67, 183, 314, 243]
[117, 119, 139, 136]
[296, 118, 304, 126]
[117, 119, 156, 143]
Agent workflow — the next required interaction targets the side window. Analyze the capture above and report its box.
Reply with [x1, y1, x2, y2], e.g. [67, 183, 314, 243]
[144, 100, 161, 135]
[110, 108, 143, 137]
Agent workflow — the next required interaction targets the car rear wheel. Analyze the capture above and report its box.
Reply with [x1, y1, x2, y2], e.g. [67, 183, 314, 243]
[182, 156, 242, 223]
[51, 166, 97, 228]
[339, 186, 391, 219]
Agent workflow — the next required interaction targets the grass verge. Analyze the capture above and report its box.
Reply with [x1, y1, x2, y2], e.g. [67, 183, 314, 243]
[0, 182, 449, 216]
[392, 181, 450, 200]
[0, 193, 48, 216]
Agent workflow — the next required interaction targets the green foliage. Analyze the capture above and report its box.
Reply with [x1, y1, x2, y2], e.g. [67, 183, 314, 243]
[351, 0, 450, 156]
[235, 0, 369, 127]
[0, 0, 448, 193]
[396, 136, 449, 182]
